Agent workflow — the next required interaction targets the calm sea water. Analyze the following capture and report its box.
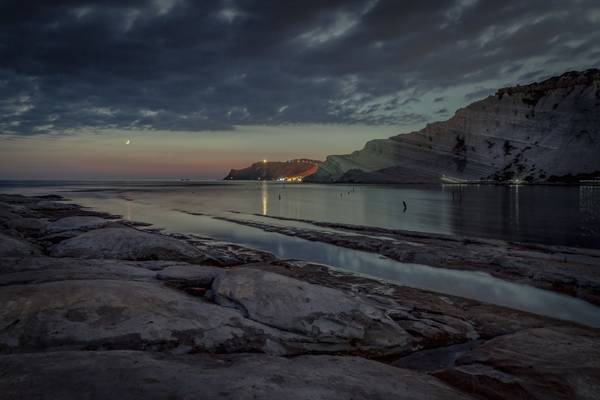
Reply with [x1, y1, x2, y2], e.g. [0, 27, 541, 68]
[2, 180, 600, 326]
[2, 180, 598, 248]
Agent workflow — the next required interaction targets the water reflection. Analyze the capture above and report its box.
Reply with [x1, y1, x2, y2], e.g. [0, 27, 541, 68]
[1, 180, 599, 247]
[261, 181, 268, 215]
[512, 184, 520, 229]
[580, 185, 600, 239]
[126, 200, 132, 221]
[48, 194, 600, 328]
[438, 184, 600, 247]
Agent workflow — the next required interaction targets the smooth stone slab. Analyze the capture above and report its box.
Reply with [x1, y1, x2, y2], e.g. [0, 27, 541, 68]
[47, 216, 110, 233]
[49, 227, 203, 262]
[0, 279, 299, 353]
[5, 217, 48, 235]
[0, 232, 42, 257]
[0, 257, 158, 286]
[212, 268, 412, 354]
[0, 351, 475, 400]
[156, 264, 225, 286]
[435, 327, 600, 400]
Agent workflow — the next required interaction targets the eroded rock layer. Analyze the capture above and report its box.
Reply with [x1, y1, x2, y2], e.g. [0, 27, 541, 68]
[309, 69, 600, 183]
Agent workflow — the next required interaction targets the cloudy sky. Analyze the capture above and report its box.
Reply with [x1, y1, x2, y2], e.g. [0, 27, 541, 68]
[1, 0, 599, 179]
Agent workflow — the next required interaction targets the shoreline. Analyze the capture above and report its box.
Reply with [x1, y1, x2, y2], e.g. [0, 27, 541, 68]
[213, 212, 600, 307]
[222, 178, 600, 187]
[3, 177, 600, 186]
[1, 193, 600, 399]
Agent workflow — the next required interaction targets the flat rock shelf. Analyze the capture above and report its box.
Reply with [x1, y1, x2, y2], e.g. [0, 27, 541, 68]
[1, 193, 599, 399]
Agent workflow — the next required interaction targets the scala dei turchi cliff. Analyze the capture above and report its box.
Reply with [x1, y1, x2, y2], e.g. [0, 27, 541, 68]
[308, 69, 600, 183]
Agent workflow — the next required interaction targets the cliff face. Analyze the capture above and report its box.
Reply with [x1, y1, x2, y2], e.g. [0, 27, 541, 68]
[308, 69, 600, 183]
[224, 159, 321, 180]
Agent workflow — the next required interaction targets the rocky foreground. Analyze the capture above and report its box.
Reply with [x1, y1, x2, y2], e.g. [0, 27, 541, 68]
[1, 194, 600, 399]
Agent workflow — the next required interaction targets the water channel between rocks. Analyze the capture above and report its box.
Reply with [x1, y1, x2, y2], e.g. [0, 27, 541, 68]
[66, 194, 600, 329]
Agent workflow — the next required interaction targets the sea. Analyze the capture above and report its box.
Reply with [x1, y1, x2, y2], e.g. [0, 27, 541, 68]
[2, 180, 600, 327]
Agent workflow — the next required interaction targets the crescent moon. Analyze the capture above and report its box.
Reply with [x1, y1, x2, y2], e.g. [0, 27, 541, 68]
[126, 139, 131, 145]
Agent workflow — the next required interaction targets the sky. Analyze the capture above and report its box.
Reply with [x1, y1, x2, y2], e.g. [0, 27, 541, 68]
[1, 0, 599, 179]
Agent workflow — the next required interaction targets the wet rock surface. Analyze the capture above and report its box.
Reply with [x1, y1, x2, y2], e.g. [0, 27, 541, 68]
[170, 232, 276, 266]
[0, 193, 599, 399]
[218, 213, 600, 305]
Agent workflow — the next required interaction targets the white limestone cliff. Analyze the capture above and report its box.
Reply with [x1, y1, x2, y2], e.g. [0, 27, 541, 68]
[308, 69, 600, 183]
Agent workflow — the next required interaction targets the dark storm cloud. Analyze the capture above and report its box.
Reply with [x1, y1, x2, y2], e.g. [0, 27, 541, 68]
[1, 0, 598, 134]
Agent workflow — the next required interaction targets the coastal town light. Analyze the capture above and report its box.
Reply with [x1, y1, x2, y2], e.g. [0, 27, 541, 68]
[277, 176, 303, 182]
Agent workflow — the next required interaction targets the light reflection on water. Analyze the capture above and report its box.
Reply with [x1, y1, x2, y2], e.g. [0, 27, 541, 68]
[65, 195, 600, 328]
[261, 181, 268, 215]
[2, 180, 599, 247]
[2, 181, 600, 327]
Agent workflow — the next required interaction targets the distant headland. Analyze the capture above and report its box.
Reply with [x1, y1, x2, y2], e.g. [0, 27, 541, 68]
[222, 69, 600, 185]
[224, 159, 321, 182]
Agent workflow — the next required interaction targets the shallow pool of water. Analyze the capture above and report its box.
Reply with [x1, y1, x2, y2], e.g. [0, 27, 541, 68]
[2, 180, 599, 247]
[3, 181, 600, 327]
[67, 195, 600, 328]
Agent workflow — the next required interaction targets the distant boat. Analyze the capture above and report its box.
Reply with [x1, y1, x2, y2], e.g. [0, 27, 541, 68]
[179, 178, 191, 182]
[580, 179, 600, 185]
[440, 175, 470, 184]
[440, 175, 497, 184]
